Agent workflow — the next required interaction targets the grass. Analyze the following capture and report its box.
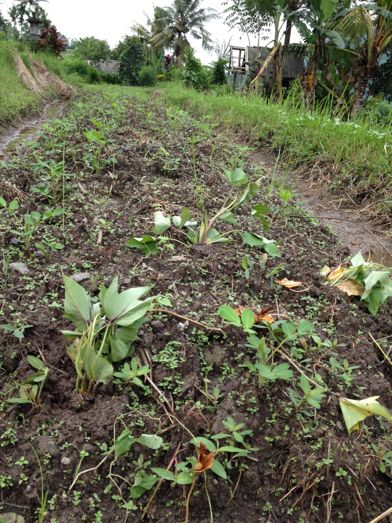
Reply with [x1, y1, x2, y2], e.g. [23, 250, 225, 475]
[0, 41, 40, 127]
[158, 82, 392, 220]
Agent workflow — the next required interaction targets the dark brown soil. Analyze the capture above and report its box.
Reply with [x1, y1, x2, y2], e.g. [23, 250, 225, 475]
[0, 88, 391, 523]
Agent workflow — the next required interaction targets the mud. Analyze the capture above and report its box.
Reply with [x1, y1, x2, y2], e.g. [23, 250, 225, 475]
[254, 148, 392, 267]
[0, 101, 65, 158]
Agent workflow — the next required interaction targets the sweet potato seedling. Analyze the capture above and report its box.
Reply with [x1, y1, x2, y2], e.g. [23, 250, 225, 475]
[62, 275, 153, 393]
[7, 355, 49, 408]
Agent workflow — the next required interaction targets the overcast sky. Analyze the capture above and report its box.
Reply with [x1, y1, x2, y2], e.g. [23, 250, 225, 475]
[1, 0, 299, 63]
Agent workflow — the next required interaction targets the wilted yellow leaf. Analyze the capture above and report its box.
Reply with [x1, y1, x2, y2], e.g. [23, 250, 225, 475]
[340, 396, 392, 434]
[235, 305, 275, 324]
[336, 280, 364, 297]
[276, 278, 303, 289]
[327, 265, 347, 281]
[258, 313, 274, 324]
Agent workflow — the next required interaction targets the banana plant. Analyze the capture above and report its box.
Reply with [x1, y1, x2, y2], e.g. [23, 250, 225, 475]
[62, 276, 154, 393]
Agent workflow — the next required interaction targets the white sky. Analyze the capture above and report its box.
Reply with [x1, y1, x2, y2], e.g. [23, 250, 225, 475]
[0, 0, 298, 63]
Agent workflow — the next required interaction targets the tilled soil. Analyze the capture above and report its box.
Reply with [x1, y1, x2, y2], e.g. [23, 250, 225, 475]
[0, 87, 391, 523]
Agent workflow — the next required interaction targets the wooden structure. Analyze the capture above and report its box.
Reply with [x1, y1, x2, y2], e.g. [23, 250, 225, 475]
[228, 45, 305, 89]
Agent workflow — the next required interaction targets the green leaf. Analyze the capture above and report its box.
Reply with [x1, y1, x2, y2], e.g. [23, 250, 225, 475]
[127, 235, 158, 256]
[84, 350, 113, 384]
[350, 252, 366, 267]
[297, 320, 314, 336]
[217, 445, 249, 455]
[299, 375, 326, 409]
[272, 363, 293, 381]
[9, 199, 19, 211]
[220, 211, 237, 225]
[191, 437, 217, 452]
[8, 397, 31, 405]
[365, 287, 383, 316]
[242, 232, 280, 257]
[114, 429, 135, 458]
[63, 275, 92, 326]
[257, 364, 276, 380]
[241, 309, 255, 332]
[238, 182, 260, 205]
[211, 460, 227, 480]
[26, 355, 44, 370]
[153, 211, 171, 234]
[224, 167, 248, 186]
[0, 196, 7, 207]
[175, 471, 194, 485]
[325, 30, 345, 48]
[110, 336, 130, 362]
[134, 434, 163, 450]
[251, 203, 270, 229]
[363, 271, 391, 298]
[173, 208, 192, 228]
[339, 396, 392, 434]
[218, 305, 241, 327]
[102, 278, 151, 326]
[151, 468, 176, 481]
[281, 321, 296, 338]
[320, 0, 337, 19]
[206, 228, 230, 244]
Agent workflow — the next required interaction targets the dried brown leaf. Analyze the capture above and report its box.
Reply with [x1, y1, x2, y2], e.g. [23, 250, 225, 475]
[336, 280, 364, 297]
[195, 443, 215, 473]
[276, 278, 303, 289]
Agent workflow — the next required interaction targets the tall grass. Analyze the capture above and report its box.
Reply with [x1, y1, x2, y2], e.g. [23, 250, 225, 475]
[159, 82, 392, 220]
[0, 41, 40, 127]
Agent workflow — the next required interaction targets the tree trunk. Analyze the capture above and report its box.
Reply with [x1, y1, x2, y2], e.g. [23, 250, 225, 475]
[274, 44, 283, 98]
[284, 18, 292, 48]
[304, 60, 316, 109]
[249, 43, 281, 89]
[350, 71, 370, 118]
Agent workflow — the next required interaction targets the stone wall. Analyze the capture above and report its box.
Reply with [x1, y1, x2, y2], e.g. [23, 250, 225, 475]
[93, 60, 120, 75]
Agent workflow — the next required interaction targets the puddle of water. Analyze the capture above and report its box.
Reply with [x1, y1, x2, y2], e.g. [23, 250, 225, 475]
[0, 102, 65, 158]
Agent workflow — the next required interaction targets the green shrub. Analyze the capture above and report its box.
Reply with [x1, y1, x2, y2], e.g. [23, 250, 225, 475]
[119, 37, 145, 86]
[63, 57, 101, 83]
[100, 71, 121, 85]
[73, 37, 111, 62]
[183, 49, 210, 91]
[139, 65, 157, 86]
[211, 58, 227, 85]
[363, 97, 392, 125]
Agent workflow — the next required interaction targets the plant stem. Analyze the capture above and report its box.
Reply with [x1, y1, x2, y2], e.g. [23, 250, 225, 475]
[184, 475, 197, 523]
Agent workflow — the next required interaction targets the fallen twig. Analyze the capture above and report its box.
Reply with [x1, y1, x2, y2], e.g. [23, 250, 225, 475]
[152, 308, 224, 334]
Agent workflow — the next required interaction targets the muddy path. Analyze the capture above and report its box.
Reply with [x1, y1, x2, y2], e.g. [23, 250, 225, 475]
[0, 101, 66, 158]
[0, 88, 391, 523]
[253, 148, 392, 266]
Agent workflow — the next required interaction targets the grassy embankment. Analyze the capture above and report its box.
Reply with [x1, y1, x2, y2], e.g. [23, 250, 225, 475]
[0, 41, 40, 126]
[159, 82, 392, 221]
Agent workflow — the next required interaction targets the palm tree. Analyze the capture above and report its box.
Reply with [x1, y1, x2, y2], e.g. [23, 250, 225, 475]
[335, 0, 392, 116]
[150, 0, 219, 64]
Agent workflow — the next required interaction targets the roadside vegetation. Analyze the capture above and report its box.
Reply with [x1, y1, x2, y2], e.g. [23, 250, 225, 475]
[159, 82, 392, 222]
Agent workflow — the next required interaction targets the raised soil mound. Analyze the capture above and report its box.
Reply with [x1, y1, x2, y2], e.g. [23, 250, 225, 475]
[13, 51, 74, 99]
